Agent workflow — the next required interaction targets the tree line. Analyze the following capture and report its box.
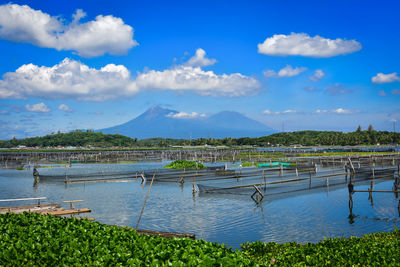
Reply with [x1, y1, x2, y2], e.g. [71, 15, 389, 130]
[0, 128, 399, 148]
[0, 130, 138, 148]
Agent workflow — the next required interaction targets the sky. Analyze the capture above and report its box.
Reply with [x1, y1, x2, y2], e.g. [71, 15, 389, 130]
[0, 0, 399, 139]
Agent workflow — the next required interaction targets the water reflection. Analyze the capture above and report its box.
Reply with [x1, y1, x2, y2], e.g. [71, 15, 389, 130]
[0, 162, 399, 249]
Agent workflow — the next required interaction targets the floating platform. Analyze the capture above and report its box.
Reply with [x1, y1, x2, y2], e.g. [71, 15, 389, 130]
[0, 197, 91, 216]
[136, 229, 195, 239]
[0, 203, 60, 214]
[41, 208, 91, 216]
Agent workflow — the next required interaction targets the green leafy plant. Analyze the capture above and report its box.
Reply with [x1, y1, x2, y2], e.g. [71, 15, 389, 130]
[164, 160, 206, 170]
[0, 213, 254, 266]
[242, 228, 400, 266]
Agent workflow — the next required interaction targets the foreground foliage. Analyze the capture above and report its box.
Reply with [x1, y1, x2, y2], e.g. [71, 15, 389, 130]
[242, 228, 400, 266]
[0, 213, 253, 266]
[164, 160, 206, 170]
[1, 213, 399, 266]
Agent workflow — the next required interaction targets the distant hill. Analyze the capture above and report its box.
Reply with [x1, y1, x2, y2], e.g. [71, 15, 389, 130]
[99, 106, 275, 139]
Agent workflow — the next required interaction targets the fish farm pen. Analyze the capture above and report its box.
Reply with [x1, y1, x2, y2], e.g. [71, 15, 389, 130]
[27, 154, 399, 205]
[1, 147, 400, 168]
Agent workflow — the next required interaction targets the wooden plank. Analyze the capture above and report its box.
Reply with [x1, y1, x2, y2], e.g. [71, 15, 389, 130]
[62, 200, 84, 203]
[353, 190, 400, 193]
[0, 203, 59, 210]
[0, 197, 46, 202]
[42, 208, 91, 216]
[136, 229, 195, 239]
[66, 179, 135, 184]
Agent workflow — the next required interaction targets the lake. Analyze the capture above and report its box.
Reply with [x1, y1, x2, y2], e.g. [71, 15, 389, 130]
[1, 161, 399, 249]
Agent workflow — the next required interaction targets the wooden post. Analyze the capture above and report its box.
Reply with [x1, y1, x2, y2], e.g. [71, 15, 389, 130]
[368, 181, 374, 205]
[136, 173, 156, 230]
[295, 168, 299, 180]
[193, 171, 198, 194]
[348, 158, 355, 174]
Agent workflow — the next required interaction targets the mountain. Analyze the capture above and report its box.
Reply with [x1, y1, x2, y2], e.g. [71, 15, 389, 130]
[99, 106, 275, 139]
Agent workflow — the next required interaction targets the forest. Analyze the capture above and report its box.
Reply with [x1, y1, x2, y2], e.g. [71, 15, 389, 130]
[0, 127, 399, 148]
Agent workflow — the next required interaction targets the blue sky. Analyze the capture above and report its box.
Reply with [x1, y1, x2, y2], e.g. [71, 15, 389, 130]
[0, 0, 399, 139]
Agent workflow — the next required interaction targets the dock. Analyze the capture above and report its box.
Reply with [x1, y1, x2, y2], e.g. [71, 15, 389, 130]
[0, 197, 91, 216]
[136, 229, 195, 239]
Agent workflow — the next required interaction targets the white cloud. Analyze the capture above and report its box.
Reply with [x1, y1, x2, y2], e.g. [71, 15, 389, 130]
[258, 33, 362, 58]
[263, 65, 307, 78]
[135, 65, 260, 97]
[185, 48, 217, 67]
[332, 108, 360, 114]
[0, 110, 9, 115]
[0, 50, 261, 100]
[309, 69, 325, 82]
[282, 109, 296, 114]
[0, 4, 137, 57]
[391, 89, 400, 95]
[371, 73, 400, 84]
[278, 65, 307, 77]
[324, 83, 351, 96]
[58, 104, 73, 112]
[315, 109, 328, 114]
[167, 111, 206, 119]
[0, 58, 137, 101]
[262, 109, 296, 115]
[25, 102, 50, 113]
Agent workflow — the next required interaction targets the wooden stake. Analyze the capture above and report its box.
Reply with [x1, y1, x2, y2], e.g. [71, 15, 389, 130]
[136, 173, 155, 230]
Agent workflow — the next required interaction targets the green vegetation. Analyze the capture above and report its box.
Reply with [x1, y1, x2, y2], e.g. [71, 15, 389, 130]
[239, 152, 286, 158]
[242, 228, 400, 266]
[1, 128, 399, 148]
[0, 213, 253, 266]
[1, 213, 399, 266]
[164, 160, 206, 170]
[257, 130, 400, 146]
[299, 151, 398, 157]
[0, 130, 138, 148]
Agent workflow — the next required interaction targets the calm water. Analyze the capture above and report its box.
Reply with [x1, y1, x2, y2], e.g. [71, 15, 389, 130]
[1, 162, 399, 249]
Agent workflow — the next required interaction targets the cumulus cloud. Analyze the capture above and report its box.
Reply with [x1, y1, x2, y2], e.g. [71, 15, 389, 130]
[135, 65, 260, 97]
[0, 4, 137, 57]
[309, 69, 325, 82]
[0, 58, 137, 101]
[25, 102, 50, 113]
[371, 73, 400, 84]
[185, 48, 217, 67]
[391, 89, 400, 95]
[263, 65, 307, 78]
[58, 104, 73, 112]
[258, 33, 361, 58]
[324, 83, 351, 96]
[315, 109, 328, 114]
[0, 50, 261, 100]
[167, 111, 206, 119]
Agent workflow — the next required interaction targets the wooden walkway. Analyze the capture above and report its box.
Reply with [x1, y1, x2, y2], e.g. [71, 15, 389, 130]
[0, 197, 91, 216]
